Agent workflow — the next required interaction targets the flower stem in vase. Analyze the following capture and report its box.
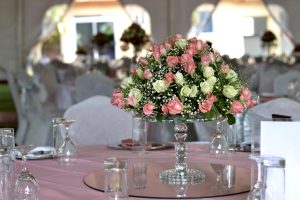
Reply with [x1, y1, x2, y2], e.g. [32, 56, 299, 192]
[159, 122, 205, 185]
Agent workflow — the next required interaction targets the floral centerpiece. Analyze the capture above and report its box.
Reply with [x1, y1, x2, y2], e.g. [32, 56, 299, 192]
[261, 30, 277, 56]
[120, 22, 150, 60]
[112, 34, 254, 183]
[112, 34, 254, 125]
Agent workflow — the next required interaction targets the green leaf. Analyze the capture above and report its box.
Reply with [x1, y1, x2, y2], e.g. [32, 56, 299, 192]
[156, 113, 164, 123]
[226, 114, 236, 125]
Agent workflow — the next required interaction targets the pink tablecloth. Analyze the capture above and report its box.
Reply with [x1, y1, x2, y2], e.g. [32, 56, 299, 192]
[18, 144, 251, 200]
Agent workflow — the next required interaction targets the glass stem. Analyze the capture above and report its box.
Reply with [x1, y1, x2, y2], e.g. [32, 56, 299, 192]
[21, 154, 27, 171]
[174, 123, 188, 176]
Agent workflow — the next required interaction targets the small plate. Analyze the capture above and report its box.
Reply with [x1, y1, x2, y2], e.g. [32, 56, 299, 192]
[107, 142, 173, 151]
[14, 146, 57, 160]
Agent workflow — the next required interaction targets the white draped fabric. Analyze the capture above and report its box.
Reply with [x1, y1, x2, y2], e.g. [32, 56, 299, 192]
[0, 0, 72, 75]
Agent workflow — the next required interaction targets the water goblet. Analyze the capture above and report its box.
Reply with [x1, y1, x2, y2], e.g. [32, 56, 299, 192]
[58, 119, 77, 165]
[210, 163, 226, 192]
[209, 119, 228, 155]
[247, 155, 264, 200]
[14, 145, 39, 200]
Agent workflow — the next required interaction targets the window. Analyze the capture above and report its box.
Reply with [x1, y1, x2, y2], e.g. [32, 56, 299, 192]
[75, 16, 115, 59]
[199, 11, 213, 32]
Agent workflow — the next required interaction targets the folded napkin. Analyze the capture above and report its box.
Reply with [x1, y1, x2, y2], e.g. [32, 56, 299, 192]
[15, 146, 56, 159]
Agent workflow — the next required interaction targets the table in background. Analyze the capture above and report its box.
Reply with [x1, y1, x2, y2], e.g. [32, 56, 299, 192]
[16, 144, 251, 200]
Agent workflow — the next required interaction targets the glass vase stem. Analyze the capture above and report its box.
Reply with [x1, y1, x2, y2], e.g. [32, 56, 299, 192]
[174, 123, 188, 176]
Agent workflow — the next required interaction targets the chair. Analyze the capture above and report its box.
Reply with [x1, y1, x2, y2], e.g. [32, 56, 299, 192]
[0, 66, 28, 145]
[243, 98, 300, 145]
[273, 70, 300, 96]
[74, 71, 114, 103]
[64, 95, 132, 145]
[0, 66, 63, 146]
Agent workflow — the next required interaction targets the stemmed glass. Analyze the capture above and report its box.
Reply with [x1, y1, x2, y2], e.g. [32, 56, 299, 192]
[14, 145, 39, 200]
[210, 163, 226, 192]
[209, 119, 228, 155]
[58, 119, 77, 165]
[247, 155, 265, 200]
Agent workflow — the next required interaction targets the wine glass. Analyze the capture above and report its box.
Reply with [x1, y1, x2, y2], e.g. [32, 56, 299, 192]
[247, 155, 265, 200]
[58, 119, 77, 165]
[210, 163, 226, 192]
[14, 145, 39, 200]
[209, 119, 228, 155]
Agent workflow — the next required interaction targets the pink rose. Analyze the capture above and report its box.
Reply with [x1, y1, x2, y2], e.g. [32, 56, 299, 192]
[180, 53, 193, 64]
[195, 39, 205, 51]
[247, 99, 256, 108]
[231, 101, 244, 114]
[159, 45, 167, 55]
[172, 34, 183, 42]
[143, 102, 155, 116]
[164, 72, 174, 84]
[183, 60, 196, 74]
[143, 69, 153, 79]
[185, 47, 196, 56]
[199, 101, 212, 113]
[167, 98, 183, 115]
[189, 37, 197, 43]
[162, 104, 169, 114]
[126, 96, 137, 106]
[207, 95, 217, 104]
[112, 89, 122, 98]
[220, 64, 230, 74]
[201, 52, 214, 66]
[152, 44, 160, 61]
[163, 39, 172, 50]
[111, 90, 125, 108]
[138, 57, 148, 66]
[166, 56, 180, 67]
[214, 52, 222, 62]
[240, 88, 252, 101]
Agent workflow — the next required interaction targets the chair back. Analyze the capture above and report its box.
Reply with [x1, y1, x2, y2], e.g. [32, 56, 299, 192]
[64, 95, 132, 145]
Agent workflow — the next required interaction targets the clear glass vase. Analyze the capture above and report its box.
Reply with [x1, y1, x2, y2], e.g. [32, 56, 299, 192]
[159, 122, 205, 185]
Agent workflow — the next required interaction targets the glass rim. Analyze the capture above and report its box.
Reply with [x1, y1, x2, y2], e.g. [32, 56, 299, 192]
[0, 128, 14, 136]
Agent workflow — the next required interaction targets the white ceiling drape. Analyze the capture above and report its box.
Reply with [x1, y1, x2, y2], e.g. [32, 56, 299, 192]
[0, 0, 72, 75]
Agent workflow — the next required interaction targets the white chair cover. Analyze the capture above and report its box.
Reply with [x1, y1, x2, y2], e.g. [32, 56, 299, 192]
[74, 71, 114, 102]
[64, 95, 133, 145]
[274, 70, 300, 96]
[243, 98, 300, 144]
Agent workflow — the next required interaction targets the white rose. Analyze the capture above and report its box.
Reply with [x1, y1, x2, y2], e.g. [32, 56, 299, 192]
[128, 88, 142, 102]
[153, 80, 168, 93]
[207, 76, 217, 85]
[223, 85, 238, 98]
[120, 77, 133, 89]
[203, 66, 215, 78]
[225, 69, 238, 81]
[136, 67, 143, 78]
[175, 39, 188, 49]
[180, 85, 191, 97]
[200, 81, 213, 94]
[190, 85, 198, 97]
[174, 72, 184, 86]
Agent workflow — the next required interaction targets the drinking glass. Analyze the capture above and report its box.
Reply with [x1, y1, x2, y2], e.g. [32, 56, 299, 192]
[0, 128, 15, 160]
[210, 163, 226, 192]
[209, 119, 228, 155]
[247, 155, 264, 200]
[263, 156, 285, 200]
[14, 145, 39, 200]
[104, 157, 128, 199]
[58, 119, 77, 165]
[132, 162, 147, 189]
[132, 113, 147, 154]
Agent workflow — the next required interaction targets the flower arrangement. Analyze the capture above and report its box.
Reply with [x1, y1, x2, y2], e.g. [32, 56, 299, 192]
[261, 30, 277, 47]
[92, 32, 113, 47]
[112, 34, 254, 124]
[120, 23, 150, 51]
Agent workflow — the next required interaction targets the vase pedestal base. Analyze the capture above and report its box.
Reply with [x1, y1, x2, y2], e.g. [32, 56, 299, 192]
[159, 168, 205, 185]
